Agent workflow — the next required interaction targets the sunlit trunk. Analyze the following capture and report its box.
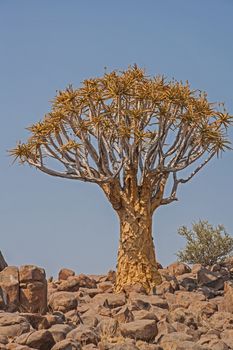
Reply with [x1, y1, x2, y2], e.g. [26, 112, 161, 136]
[115, 206, 162, 293]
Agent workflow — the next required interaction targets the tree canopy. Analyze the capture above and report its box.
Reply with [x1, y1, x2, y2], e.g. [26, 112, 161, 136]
[11, 66, 232, 211]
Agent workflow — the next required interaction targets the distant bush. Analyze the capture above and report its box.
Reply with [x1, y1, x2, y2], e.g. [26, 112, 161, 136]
[176, 220, 233, 266]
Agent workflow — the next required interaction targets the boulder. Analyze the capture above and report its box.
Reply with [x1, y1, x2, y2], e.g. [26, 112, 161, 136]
[49, 324, 74, 342]
[67, 325, 100, 345]
[197, 333, 228, 349]
[80, 310, 99, 327]
[208, 311, 233, 331]
[159, 332, 193, 347]
[122, 283, 147, 295]
[57, 275, 96, 292]
[82, 346, 98, 350]
[119, 319, 158, 341]
[0, 336, 7, 345]
[167, 307, 198, 329]
[170, 321, 190, 334]
[0, 266, 19, 311]
[176, 273, 197, 292]
[79, 288, 100, 298]
[65, 309, 83, 325]
[44, 314, 64, 328]
[19, 266, 47, 314]
[132, 310, 157, 322]
[211, 341, 228, 350]
[19, 313, 49, 330]
[15, 330, 55, 350]
[155, 281, 174, 295]
[167, 262, 191, 276]
[99, 343, 139, 350]
[128, 293, 168, 310]
[191, 264, 203, 275]
[113, 306, 134, 323]
[0, 252, 7, 272]
[51, 339, 81, 350]
[19, 266, 45, 283]
[220, 281, 233, 313]
[58, 269, 75, 281]
[0, 313, 30, 338]
[197, 268, 224, 290]
[0, 288, 6, 310]
[220, 329, 233, 348]
[48, 292, 77, 313]
[155, 319, 175, 341]
[97, 282, 113, 293]
[149, 306, 169, 320]
[188, 301, 217, 320]
[104, 270, 116, 283]
[174, 291, 206, 309]
[6, 345, 36, 350]
[162, 340, 203, 350]
[207, 339, 228, 350]
[96, 318, 119, 337]
[92, 293, 126, 309]
[135, 342, 162, 350]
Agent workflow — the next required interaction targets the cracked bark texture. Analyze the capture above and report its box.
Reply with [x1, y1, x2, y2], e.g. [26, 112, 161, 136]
[102, 173, 163, 293]
[116, 207, 161, 293]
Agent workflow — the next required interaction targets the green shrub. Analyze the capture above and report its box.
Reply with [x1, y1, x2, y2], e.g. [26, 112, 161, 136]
[176, 220, 233, 266]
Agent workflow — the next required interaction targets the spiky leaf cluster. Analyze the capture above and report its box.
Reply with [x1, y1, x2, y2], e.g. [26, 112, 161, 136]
[10, 66, 232, 209]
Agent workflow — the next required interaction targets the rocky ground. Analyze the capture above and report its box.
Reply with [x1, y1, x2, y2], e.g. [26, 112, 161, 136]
[1, 256, 233, 350]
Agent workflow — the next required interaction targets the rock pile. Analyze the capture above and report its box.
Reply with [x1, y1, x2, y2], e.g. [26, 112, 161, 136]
[1, 260, 233, 349]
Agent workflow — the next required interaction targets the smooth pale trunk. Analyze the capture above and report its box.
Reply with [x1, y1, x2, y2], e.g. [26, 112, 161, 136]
[115, 208, 162, 293]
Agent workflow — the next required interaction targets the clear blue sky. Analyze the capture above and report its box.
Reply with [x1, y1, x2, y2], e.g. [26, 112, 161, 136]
[1, 0, 233, 278]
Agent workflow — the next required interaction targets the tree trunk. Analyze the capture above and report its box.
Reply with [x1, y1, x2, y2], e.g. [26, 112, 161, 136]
[115, 207, 162, 293]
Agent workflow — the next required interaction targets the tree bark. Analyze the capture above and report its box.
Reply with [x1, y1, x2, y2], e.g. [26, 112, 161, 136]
[115, 207, 162, 293]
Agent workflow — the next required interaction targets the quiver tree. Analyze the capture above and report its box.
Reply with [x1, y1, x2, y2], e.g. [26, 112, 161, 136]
[11, 66, 232, 293]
